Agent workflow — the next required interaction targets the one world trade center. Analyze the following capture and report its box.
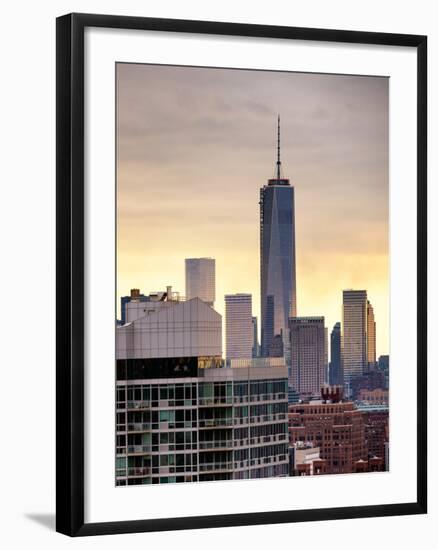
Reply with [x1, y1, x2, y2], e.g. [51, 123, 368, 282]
[260, 116, 297, 357]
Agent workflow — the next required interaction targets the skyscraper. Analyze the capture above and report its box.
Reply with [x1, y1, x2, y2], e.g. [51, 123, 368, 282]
[252, 316, 259, 358]
[289, 317, 326, 398]
[342, 290, 367, 386]
[260, 116, 297, 357]
[225, 294, 253, 360]
[342, 290, 377, 392]
[185, 258, 215, 307]
[367, 300, 376, 370]
[329, 322, 343, 386]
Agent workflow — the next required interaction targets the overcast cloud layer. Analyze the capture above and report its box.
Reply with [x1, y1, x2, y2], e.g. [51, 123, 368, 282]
[117, 63, 389, 355]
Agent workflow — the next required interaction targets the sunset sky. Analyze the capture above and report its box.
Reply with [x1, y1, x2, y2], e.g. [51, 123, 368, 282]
[116, 63, 389, 357]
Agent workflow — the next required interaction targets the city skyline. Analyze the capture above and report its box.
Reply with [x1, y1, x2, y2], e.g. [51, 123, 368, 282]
[116, 63, 389, 356]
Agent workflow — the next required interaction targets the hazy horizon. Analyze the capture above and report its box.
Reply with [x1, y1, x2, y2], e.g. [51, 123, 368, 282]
[116, 63, 389, 357]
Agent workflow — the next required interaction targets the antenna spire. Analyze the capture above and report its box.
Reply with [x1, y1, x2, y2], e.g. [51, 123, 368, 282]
[276, 114, 281, 180]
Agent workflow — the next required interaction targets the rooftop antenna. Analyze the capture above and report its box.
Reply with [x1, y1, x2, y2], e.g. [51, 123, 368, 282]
[276, 114, 281, 180]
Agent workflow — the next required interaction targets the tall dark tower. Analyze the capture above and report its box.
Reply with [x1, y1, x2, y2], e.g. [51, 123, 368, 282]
[260, 116, 297, 357]
[329, 322, 343, 386]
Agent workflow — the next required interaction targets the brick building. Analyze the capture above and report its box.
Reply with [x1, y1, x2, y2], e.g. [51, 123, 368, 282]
[288, 390, 367, 474]
[362, 408, 389, 469]
[288, 388, 389, 475]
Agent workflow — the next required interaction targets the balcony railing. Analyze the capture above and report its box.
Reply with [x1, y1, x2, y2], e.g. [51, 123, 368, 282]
[126, 401, 150, 410]
[249, 413, 287, 423]
[249, 393, 287, 402]
[127, 467, 150, 477]
[233, 396, 249, 404]
[126, 445, 151, 454]
[199, 419, 233, 428]
[127, 422, 151, 432]
[198, 398, 233, 406]
[199, 440, 233, 449]
[248, 434, 287, 445]
[233, 418, 249, 425]
[199, 462, 233, 472]
[234, 438, 249, 447]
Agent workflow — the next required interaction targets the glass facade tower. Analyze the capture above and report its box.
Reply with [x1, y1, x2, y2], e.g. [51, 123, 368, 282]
[185, 258, 215, 307]
[367, 300, 376, 369]
[225, 293, 253, 360]
[289, 316, 326, 398]
[260, 117, 297, 357]
[342, 290, 377, 394]
[329, 322, 343, 386]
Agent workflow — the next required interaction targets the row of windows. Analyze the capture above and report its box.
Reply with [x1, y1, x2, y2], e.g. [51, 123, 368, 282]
[118, 411, 149, 424]
[118, 432, 198, 447]
[117, 384, 198, 404]
[251, 403, 288, 416]
[154, 431, 197, 445]
[234, 427, 248, 439]
[117, 475, 197, 486]
[250, 380, 289, 395]
[235, 448, 248, 461]
[117, 380, 288, 404]
[232, 402, 288, 418]
[199, 382, 233, 400]
[158, 409, 197, 422]
[250, 422, 288, 438]
[199, 408, 232, 421]
[153, 453, 197, 467]
[250, 443, 288, 460]
[233, 463, 289, 480]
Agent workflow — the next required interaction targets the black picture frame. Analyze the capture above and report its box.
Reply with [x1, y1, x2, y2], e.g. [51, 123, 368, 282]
[56, 12, 427, 537]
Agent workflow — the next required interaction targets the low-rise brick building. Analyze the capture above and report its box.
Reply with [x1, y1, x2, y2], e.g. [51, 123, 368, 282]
[288, 387, 389, 475]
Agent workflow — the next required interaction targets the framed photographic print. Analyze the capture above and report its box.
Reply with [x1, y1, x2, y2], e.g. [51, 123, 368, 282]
[56, 13, 427, 536]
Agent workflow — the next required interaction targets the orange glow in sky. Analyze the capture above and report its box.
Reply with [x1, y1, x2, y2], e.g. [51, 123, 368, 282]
[116, 63, 389, 356]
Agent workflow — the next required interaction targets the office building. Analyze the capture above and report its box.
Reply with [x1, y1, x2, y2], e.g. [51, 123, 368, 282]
[329, 322, 343, 386]
[289, 317, 326, 398]
[378, 355, 389, 371]
[260, 116, 297, 357]
[350, 370, 386, 401]
[185, 258, 215, 307]
[225, 294, 253, 360]
[367, 300, 376, 370]
[252, 316, 259, 358]
[288, 387, 300, 405]
[342, 290, 377, 392]
[362, 408, 389, 470]
[377, 355, 390, 390]
[342, 290, 367, 384]
[115, 291, 289, 485]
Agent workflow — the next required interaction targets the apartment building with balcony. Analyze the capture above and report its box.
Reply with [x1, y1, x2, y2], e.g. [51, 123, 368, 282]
[115, 291, 289, 485]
